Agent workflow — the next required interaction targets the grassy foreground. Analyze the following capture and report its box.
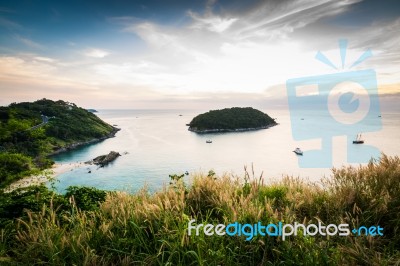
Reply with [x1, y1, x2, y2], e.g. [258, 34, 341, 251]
[1, 155, 400, 265]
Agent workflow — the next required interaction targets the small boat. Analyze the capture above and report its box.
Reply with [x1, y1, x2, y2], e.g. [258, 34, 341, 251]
[293, 147, 303, 155]
[206, 140, 212, 143]
[353, 133, 364, 144]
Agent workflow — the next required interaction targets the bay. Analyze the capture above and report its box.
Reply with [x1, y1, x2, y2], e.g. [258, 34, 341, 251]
[51, 109, 400, 193]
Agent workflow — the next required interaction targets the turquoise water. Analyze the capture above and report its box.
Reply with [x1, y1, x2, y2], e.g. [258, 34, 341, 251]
[51, 109, 400, 193]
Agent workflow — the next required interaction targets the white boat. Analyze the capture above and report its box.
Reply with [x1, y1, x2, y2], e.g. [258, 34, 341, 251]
[353, 133, 364, 144]
[293, 147, 303, 155]
[206, 140, 212, 143]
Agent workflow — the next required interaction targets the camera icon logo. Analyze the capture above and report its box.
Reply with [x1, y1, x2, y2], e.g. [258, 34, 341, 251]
[286, 40, 382, 168]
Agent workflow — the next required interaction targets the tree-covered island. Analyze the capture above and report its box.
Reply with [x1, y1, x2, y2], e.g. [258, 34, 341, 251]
[188, 107, 277, 133]
[0, 99, 119, 187]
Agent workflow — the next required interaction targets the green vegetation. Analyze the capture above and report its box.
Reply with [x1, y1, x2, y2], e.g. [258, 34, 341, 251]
[0, 154, 399, 265]
[0, 186, 106, 227]
[65, 186, 107, 211]
[0, 153, 39, 186]
[0, 99, 116, 187]
[188, 107, 277, 132]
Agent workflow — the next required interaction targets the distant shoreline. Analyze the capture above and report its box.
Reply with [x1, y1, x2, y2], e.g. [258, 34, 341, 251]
[188, 123, 278, 133]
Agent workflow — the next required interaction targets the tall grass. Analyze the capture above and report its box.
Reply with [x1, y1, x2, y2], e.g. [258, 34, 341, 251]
[1, 154, 399, 265]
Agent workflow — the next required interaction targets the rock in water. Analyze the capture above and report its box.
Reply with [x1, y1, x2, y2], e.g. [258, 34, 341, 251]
[89, 151, 121, 167]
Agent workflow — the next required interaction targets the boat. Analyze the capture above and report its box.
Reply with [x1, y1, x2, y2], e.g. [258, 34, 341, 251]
[206, 140, 212, 143]
[353, 133, 364, 144]
[293, 147, 303, 155]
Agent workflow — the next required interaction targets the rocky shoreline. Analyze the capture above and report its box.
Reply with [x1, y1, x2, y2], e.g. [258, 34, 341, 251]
[48, 127, 120, 156]
[6, 127, 121, 192]
[188, 123, 278, 133]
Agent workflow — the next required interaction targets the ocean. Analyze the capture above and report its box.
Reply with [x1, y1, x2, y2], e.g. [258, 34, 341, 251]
[50, 108, 400, 193]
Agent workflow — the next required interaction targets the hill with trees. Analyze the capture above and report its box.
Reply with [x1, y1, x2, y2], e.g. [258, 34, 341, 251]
[0, 99, 118, 187]
[188, 107, 277, 133]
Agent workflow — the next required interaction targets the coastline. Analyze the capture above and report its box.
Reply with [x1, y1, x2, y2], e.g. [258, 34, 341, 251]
[5, 162, 85, 192]
[188, 123, 278, 133]
[48, 127, 120, 156]
[5, 127, 120, 192]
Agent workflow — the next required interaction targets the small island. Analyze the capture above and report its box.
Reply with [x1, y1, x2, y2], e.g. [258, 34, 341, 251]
[188, 107, 277, 133]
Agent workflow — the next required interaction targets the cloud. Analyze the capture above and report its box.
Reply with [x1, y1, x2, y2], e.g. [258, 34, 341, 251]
[0, 54, 96, 92]
[15, 36, 43, 49]
[231, 0, 361, 39]
[1, 0, 399, 109]
[0, 17, 21, 30]
[188, 10, 238, 33]
[124, 0, 365, 58]
[128, 23, 176, 48]
[351, 18, 400, 64]
[182, 0, 362, 41]
[291, 17, 400, 82]
[0, 7, 17, 31]
[84, 48, 110, 58]
[68, 0, 389, 104]
[34, 56, 56, 63]
[188, 0, 238, 33]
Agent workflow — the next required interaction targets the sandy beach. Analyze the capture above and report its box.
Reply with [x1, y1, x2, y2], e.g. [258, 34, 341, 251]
[5, 162, 85, 192]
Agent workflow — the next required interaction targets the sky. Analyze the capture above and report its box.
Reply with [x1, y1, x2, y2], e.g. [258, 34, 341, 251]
[0, 0, 399, 109]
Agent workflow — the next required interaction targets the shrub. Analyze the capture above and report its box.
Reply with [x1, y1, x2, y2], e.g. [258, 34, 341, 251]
[0, 185, 66, 226]
[0, 153, 38, 186]
[65, 186, 107, 211]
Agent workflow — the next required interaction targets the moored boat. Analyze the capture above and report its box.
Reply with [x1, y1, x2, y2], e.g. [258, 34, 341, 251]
[353, 133, 364, 144]
[293, 147, 303, 155]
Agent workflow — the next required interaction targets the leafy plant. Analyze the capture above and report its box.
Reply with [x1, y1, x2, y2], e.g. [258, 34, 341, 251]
[65, 186, 107, 211]
[0, 153, 39, 186]
[0, 185, 66, 226]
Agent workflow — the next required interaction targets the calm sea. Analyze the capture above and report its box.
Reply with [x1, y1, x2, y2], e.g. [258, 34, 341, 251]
[51, 109, 400, 193]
